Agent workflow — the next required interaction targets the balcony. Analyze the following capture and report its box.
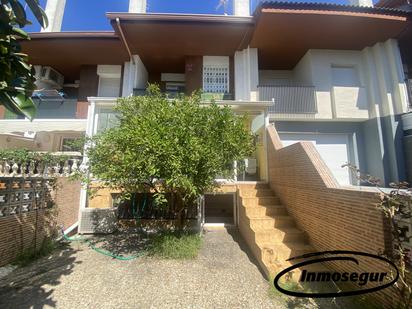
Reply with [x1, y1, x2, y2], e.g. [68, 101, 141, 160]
[257, 85, 317, 119]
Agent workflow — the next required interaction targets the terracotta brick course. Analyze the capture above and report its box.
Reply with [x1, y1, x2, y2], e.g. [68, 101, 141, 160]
[266, 125, 402, 307]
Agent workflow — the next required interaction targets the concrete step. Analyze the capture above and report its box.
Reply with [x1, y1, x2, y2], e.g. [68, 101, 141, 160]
[242, 205, 288, 218]
[260, 242, 314, 263]
[254, 227, 307, 244]
[239, 189, 275, 198]
[241, 196, 281, 207]
[248, 216, 295, 230]
[237, 183, 270, 190]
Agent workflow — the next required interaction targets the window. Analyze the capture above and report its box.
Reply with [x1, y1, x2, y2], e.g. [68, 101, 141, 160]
[331, 65, 360, 87]
[203, 66, 229, 93]
[60, 137, 83, 152]
[98, 77, 121, 97]
[96, 108, 119, 133]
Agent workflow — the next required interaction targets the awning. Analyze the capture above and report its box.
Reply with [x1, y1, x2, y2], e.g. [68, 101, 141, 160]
[21, 32, 129, 82]
[107, 13, 254, 73]
[251, 2, 410, 69]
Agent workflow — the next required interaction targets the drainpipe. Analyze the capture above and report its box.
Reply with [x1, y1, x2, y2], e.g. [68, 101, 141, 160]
[41, 0, 66, 32]
[116, 18, 135, 65]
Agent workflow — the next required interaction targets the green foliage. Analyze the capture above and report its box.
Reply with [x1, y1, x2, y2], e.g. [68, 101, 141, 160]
[61, 136, 85, 153]
[0, 1, 48, 119]
[83, 85, 255, 221]
[147, 231, 202, 259]
[13, 238, 56, 267]
[0, 148, 68, 165]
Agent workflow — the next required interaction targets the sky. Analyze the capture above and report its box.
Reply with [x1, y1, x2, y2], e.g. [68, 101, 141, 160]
[23, 0, 376, 32]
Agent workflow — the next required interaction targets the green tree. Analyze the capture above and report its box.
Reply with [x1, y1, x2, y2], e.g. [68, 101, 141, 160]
[83, 85, 255, 225]
[0, 0, 48, 120]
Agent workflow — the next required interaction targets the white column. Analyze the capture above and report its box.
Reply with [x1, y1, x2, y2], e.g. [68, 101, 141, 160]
[129, 0, 147, 13]
[365, 39, 409, 182]
[234, 47, 259, 101]
[384, 39, 409, 115]
[348, 0, 373, 7]
[41, 0, 66, 32]
[122, 55, 148, 97]
[233, 0, 250, 16]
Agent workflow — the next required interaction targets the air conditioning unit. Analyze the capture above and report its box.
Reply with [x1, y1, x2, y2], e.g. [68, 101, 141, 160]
[79, 208, 118, 234]
[36, 66, 64, 90]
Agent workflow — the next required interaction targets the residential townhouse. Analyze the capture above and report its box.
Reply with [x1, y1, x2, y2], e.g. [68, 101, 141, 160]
[0, 0, 411, 190]
[1, 2, 412, 302]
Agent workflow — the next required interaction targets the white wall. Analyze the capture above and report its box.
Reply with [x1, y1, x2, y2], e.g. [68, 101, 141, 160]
[235, 47, 258, 101]
[233, 0, 250, 16]
[305, 49, 369, 120]
[97, 65, 122, 97]
[261, 41, 408, 122]
[361, 39, 409, 182]
[122, 55, 148, 96]
[42, 0, 66, 32]
[129, 0, 146, 13]
[264, 39, 408, 183]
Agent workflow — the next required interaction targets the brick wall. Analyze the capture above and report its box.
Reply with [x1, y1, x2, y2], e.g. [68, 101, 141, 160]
[266, 125, 402, 307]
[0, 178, 81, 266]
[54, 178, 81, 229]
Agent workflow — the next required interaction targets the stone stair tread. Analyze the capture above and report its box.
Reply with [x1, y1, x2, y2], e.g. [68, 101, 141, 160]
[259, 242, 313, 251]
[242, 203, 283, 209]
[249, 215, 291, 221]
[239, 189, 276, 196]
[241, 196, 278, 200]
[256, 226, 303, 234]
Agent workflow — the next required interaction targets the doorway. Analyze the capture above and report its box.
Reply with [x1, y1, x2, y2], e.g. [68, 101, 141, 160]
[204, 193, 235, 225]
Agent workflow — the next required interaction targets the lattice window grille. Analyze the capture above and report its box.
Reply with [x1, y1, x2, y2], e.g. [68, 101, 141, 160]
[203, 65, 229, 93]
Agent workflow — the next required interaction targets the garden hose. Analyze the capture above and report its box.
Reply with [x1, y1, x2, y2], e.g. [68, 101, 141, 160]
[61, 229, 144, 261]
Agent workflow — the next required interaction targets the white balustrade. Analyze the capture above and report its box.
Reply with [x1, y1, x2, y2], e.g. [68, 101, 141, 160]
[0, 155, 82, 177]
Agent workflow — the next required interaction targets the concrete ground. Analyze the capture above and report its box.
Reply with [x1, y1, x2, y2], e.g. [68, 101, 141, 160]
[0, 228, 287, 309]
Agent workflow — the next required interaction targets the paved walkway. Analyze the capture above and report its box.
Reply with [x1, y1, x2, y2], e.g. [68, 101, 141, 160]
[0, 228, 285, 309]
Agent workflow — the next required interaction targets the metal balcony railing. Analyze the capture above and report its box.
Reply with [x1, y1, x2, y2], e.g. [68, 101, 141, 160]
[258, 85, 317, 117]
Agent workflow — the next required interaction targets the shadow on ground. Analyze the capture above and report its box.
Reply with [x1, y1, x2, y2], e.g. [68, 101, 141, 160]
[0, 243, 80, 309]
[85, 229, 151, 257]
[225, 226, 268, 278]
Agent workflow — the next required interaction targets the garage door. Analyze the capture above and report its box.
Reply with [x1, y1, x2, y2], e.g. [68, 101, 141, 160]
[279, 133, 351, 185]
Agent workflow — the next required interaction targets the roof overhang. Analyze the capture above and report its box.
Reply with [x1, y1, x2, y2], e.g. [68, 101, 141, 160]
[107, 13, 254, 73]
[21, 32, 129, 82]
[251, 2, 410, 69]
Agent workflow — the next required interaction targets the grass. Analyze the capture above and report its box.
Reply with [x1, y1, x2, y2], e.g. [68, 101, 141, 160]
[13, 238, 56, 267]
[147, 231, 202, 259]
